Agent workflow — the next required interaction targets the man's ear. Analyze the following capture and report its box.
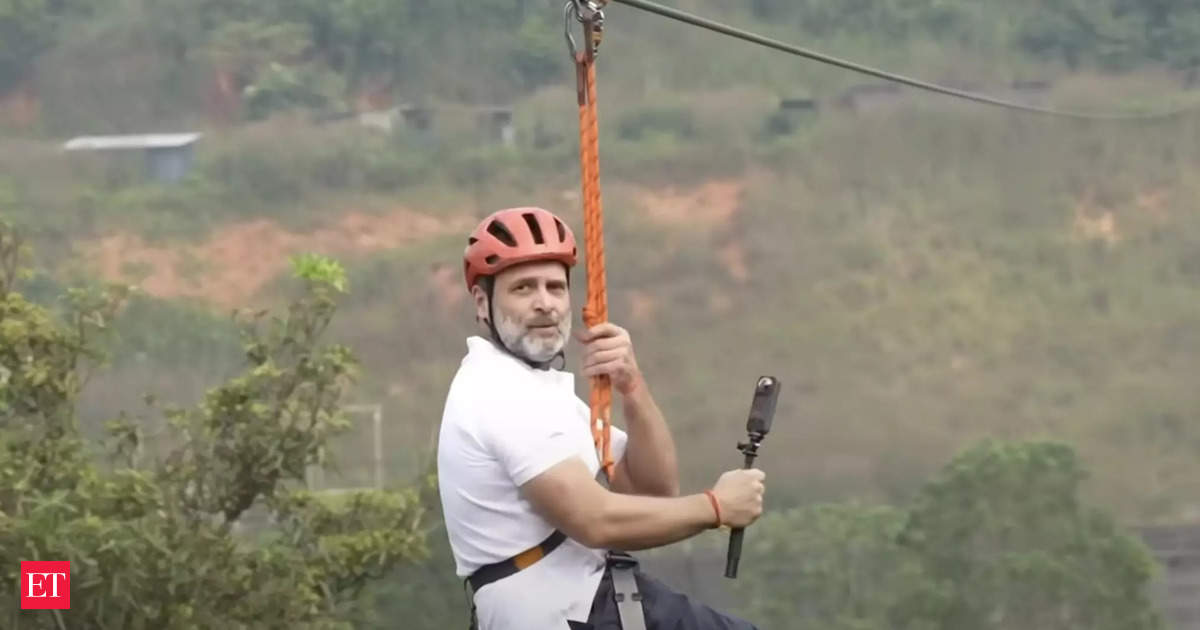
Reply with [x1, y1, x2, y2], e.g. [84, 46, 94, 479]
[472, 283, 490, 323]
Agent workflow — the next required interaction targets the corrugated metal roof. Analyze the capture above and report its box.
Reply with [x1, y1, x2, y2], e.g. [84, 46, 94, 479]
[63, 133, 202, 151]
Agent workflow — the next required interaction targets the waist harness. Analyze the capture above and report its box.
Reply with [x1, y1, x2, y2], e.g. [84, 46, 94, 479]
[465, 531, 646, 630]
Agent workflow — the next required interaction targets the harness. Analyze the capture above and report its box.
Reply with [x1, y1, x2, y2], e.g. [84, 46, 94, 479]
[466, 529, 567, 594]
[464, 473, 647, 630]
[464, 533, 646, 630]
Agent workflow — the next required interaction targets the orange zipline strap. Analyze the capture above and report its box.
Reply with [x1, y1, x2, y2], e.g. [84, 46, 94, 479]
[569, 1, 615, 482]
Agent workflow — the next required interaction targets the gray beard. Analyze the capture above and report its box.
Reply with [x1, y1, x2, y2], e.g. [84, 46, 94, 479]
[495, 309, 570, 364]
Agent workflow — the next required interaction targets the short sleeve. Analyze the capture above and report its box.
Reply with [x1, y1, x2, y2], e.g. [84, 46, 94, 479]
[479, 402, 581, 487]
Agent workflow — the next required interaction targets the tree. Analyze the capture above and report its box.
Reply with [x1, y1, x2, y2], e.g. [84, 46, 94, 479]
[894, 439, 1164, 630]
[0, 0, 55, 94]
[281, 0, 413, 93]
[1018, 0, 1200, 81]
[733, 502, 923, 630]
[727, 439, 1166, 630]
[0, 220, 429, 629]
[0, 0, 115, 94]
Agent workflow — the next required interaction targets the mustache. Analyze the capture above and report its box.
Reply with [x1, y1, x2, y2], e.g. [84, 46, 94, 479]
[527, 318, 562, 328]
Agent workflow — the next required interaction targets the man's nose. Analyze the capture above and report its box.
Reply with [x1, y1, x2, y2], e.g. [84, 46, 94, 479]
[531, 286, 553, 311]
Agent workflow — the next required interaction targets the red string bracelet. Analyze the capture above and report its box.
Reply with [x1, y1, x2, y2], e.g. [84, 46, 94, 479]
[703, 489, 722, 529]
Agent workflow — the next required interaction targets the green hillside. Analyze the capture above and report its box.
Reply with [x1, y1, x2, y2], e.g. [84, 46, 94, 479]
[4, 0, 1200, 627]
[4, 0, 1200, 516]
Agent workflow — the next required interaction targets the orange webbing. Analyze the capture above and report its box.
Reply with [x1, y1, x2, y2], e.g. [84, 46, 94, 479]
[575, 50, 615, 482]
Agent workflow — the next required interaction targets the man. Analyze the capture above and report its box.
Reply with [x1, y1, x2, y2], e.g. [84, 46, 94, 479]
[437, 206, 766, 630]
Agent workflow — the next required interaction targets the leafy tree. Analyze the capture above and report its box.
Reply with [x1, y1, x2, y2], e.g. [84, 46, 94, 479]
[347, 510, 471, 629]
[0, 0, 101, 92]
[733, 502, 922, 630]
[0, 220, 429, 629]
[895, 439, 1164, 630]
[1019, 0, 1200, 81]
[281, 0, 414, 92]
[730, 439, 1165, 630]
[0, 0, 55, 93]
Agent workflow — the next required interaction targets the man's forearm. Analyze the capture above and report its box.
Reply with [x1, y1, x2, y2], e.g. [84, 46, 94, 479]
[524, 457, 713, 552]
[619, 377, 680, 497]
[593, 490, 715, 551]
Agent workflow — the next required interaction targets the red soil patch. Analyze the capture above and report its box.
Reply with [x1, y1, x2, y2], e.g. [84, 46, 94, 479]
[76, 177, 756, 311]
[81, 209, 475, 309]
[635, 179, 745, 228]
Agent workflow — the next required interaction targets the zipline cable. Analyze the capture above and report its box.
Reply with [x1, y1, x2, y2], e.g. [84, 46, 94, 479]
[567, 0, 1199, 488]
[608, 0, 1200, 122]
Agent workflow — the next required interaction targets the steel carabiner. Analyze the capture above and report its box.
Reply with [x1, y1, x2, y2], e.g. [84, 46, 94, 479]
[563, 0, 605, 60]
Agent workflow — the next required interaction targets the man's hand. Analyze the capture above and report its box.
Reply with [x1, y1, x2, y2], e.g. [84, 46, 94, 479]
[711, 468, 766, 528]
[576, 322, 642, 396]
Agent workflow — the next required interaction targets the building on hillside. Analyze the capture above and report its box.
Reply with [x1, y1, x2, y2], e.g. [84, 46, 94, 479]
[63, 133, 201, 184]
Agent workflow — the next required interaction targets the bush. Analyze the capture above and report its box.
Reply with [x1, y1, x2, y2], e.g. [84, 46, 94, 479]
[734, 502, 921, 630]
[0, 222, 431, 629]
[730, 440, 1166, 630]
[895, 439, 1165, 630]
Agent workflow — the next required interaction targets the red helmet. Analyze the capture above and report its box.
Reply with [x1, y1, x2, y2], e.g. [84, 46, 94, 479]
[463, 207, 578, 291]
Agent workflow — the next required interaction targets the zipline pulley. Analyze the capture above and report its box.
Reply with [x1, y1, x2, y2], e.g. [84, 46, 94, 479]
[565, 0, 606, 63]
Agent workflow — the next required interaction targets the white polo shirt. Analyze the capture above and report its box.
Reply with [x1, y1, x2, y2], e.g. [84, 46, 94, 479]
[437, 335, 629, 630]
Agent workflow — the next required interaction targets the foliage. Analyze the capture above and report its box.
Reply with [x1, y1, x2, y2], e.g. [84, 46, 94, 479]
[0, 221, 429, 629]
[616, 105, 697, 142]
[0, 0, 101, 94]
[343, 485, 470, 630]
[8, 0, 1200, 129]
[1017, 0, 1200, 80]
[733, 440, 1165, 630]
[204, 19, 346, 120]
[894, 439, 1164, 630]
[749, 0, 970, 40]
[733, 502, 921, 630]
[3, 0, 1200, 625]
[0, 0, 60, 93]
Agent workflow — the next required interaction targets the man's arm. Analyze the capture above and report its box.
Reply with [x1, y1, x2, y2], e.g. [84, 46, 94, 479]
[610, 376, 680, 497]
[521, 456, 720, 551]
[523, 456, 766, 551]
[578, 323, 680, 497]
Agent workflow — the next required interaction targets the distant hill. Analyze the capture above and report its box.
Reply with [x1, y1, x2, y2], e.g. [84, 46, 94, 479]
[3, 0, 1200, 527]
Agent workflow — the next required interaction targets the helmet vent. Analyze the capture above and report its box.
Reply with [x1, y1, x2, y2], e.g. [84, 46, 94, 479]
[485, 254, 500, 265]
[554, 218, 566, 242]
[487, 220, 517, 247]
[468, 237, 478, 245]
[523, 212, 545, 244]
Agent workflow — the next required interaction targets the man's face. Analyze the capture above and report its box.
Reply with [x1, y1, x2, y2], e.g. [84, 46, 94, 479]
[475, 261, 571, 363]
